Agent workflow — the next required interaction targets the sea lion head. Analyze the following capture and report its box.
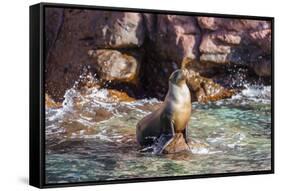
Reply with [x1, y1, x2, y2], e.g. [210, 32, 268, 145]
[169, 69, 189, 86]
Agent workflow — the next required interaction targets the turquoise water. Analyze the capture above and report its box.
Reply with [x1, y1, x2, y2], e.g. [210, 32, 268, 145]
[45, 86, 271, 184]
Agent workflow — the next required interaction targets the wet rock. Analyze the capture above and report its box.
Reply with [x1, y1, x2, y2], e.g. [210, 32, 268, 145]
[163, 133, 189, 154]
[93, 108, 114, 122]
[45, 9, 272, 102]
[88, 49, 139, 84]
[46, 9, 98, 101]
[185, 69, 235, 102]
[59, 120, 98, 138]
[45, 94, 62, 109]
[188, 139, 210, 154]
[108, 89, 136, 102]
[46, 9, 144, 101]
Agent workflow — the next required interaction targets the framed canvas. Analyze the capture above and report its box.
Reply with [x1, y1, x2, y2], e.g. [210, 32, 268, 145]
[29, 2, 274, 188]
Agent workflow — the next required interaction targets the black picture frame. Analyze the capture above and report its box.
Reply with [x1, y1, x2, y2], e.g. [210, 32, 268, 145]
[29, 2, 274, 189]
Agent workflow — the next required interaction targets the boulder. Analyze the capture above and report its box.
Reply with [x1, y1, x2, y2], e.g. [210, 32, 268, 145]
[163, 133, 189, 154]
[45, 9, 144, 101]
[185, 69, 235, 102]
[45, 9, 95, 101]
[88, 49, 140, 84]
[44, 9, 272, 102]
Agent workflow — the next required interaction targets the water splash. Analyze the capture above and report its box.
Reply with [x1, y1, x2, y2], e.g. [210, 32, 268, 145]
[230, 85, 271, 106]
[45, 79, 271, 183]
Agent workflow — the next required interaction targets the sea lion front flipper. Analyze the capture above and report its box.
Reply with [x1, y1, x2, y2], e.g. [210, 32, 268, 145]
[152, 116, 176, 154]
[183, 124, 190, 144]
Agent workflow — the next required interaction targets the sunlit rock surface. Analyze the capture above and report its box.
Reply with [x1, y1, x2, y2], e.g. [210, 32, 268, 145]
[88, 49, 140, 84]
[45, 8, 272, 102]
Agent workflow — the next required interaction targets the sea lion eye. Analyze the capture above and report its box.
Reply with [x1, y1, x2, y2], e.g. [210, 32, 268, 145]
[169, 70, 183, 83]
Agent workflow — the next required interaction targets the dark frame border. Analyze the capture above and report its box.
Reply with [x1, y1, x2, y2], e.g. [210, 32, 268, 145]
[29, 2, 274, 189]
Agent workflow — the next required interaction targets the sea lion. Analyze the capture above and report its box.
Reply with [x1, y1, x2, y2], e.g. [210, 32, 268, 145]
[136, 69, 192, 154]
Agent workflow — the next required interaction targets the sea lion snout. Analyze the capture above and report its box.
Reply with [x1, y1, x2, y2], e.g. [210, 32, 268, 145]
[169, 69, 190, 85]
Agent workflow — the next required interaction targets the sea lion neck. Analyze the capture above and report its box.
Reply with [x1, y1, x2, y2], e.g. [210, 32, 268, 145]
[166, 81, 190, 103]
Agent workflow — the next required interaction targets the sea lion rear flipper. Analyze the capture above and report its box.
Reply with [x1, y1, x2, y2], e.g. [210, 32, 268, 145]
[152, 134, 175, 154]
[152, 117, 176, 154]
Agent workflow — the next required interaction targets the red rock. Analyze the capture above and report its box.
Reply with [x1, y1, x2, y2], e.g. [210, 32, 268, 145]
[44, 9, 272, 102]
[197, 17, 217, 30]
[250, 29, 271, 53]
[197, 17, 271, 77]
[45, 9, 144, 101]
[89, 11, 145, 48]
[200, 33, 231, 54]
[216, 33, 241, 45]
[155, 15, 200, 63]
[198, 17, 270, 32]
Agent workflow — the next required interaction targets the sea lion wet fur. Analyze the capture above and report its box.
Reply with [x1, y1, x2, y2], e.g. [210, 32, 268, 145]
[136, 69, 192, 154]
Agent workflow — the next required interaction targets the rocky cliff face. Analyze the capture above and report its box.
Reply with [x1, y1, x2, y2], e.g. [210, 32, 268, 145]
[45, 8, 272, 102]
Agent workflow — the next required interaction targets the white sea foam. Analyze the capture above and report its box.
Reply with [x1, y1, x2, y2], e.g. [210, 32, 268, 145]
[232, 85, 271, 103]
[190, 147, 209, 154]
